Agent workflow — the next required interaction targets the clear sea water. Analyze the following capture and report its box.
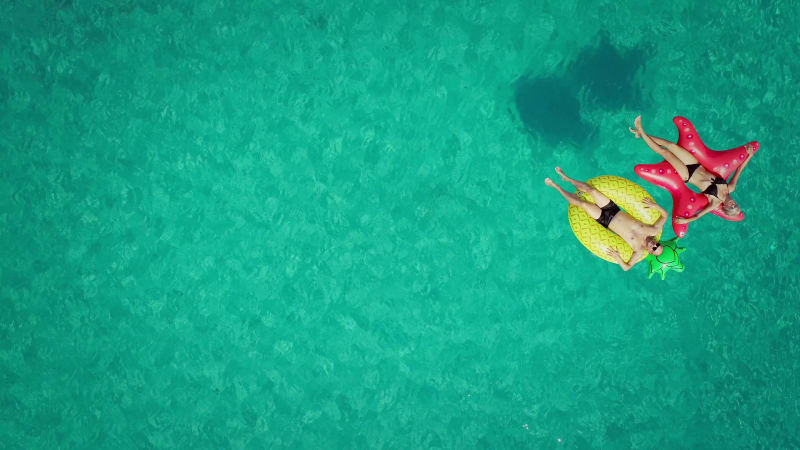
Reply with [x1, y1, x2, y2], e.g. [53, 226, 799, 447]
[2, 0, 799, 448]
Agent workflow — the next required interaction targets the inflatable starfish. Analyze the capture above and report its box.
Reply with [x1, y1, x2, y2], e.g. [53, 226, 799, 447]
[635, 117, 759, 237]
[644, 236, 686, 280]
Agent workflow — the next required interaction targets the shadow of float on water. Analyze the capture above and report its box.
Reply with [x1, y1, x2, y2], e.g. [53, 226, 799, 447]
[513, 33, 651, 148]
[513, 75, 592, 147]
[568, 33, 651, 110]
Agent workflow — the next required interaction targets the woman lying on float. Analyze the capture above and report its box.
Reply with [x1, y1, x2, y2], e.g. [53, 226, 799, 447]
[631, 115, 758, 236]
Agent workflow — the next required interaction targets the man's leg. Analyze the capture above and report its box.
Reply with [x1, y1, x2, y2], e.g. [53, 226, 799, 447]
[545, 178, 602, 219]
[554, 167, 612, 208]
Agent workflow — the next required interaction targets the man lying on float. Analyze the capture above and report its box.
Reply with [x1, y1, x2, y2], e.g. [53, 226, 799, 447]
[545, 167, 668, 271]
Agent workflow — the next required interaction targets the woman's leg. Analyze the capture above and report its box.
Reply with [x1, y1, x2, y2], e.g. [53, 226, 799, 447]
[634, 116, 693, 181]
[630, 126, 685, 152]
[653, 135, 700, 166]
[545, 178, 602, 219]
[554, 167, 611, 207]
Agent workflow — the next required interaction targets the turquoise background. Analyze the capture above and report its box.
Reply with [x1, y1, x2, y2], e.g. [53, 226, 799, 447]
[2, 0, 799, 448]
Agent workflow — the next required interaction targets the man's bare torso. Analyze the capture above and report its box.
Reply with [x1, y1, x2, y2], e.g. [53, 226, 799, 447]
[607, 212, 653, 252]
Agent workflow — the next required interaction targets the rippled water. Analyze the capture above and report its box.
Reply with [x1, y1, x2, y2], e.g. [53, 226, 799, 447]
[2, 0, 799, 448]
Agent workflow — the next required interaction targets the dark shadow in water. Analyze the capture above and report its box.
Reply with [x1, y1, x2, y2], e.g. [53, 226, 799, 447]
[513, 75, 592, 147]
[513, 32, 650, 147]
[568, 33, 651, 109]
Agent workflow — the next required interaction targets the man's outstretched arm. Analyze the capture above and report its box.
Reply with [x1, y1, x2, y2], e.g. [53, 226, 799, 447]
[642, 198, 668, 232]
[606, 248, 644, 272]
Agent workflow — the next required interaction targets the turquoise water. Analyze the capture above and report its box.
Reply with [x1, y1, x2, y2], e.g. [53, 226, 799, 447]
[2, 0, 799, 448]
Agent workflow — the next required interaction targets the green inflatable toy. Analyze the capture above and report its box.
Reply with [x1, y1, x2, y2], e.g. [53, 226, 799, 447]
[644, 236, 686, 280]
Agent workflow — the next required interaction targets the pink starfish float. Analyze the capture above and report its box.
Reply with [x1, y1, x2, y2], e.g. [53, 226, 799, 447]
[635, 117, 759, 237]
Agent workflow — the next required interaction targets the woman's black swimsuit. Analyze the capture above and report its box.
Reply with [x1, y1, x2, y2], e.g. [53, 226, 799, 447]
[595, 200, 620, 228]
[684, 163, 702, 181]
[702, 178, 727, 199]
[685, 163, 726, 200]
